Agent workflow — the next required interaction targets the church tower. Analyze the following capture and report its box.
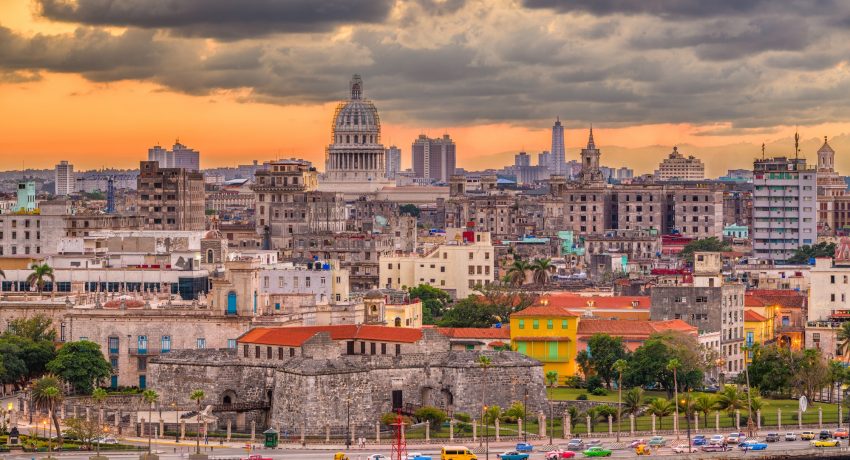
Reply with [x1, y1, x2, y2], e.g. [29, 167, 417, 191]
[578, 126, 604, 183]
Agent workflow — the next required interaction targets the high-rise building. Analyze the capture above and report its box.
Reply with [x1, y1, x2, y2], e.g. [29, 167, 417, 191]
[412, 134, 456, 183]
[54, 160, 75, 196]
[538, 151, 551, 169]
[385, 145, 401, 180]
[137, 161, 205, 231]
[654, 146, 705, 181]
[515, 151, 531, 168]
[147, 141, 200, 171]
[551, 117, 565, 174]
[752, 156, 817, 262]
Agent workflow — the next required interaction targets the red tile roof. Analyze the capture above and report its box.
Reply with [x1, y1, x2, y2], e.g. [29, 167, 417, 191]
[745, 290, 805, 308]
[538, 293, 651, 310]
[238, 325, 423, 347]
[511, 305, 580, 318]
[436, 327, 511, 339]
[577, 319, 697, 337]
[744, 310, 768, 322]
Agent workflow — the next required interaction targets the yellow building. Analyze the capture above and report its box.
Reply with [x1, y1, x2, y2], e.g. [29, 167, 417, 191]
[509, 305, 578, 383]
[744, 310, 771, 362]
[385, 298, 423, 328]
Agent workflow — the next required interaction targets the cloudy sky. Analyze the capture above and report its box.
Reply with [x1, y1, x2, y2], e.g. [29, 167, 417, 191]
[2, 0, 850, 175]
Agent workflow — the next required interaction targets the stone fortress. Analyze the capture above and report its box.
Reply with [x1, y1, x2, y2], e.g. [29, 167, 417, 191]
[149, 324, 547, 436]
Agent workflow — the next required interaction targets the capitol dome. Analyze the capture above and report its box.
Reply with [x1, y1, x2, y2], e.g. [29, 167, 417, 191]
[332, 74, 381, 145]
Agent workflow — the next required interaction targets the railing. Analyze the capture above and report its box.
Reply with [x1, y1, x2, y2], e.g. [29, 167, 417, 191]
[128, 347, 165, 356]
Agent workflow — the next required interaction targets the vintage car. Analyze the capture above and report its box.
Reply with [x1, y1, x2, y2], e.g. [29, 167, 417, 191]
[581, 447, 612, 457]
[739, 441, 768, 451]
[496, 452, 529, 460]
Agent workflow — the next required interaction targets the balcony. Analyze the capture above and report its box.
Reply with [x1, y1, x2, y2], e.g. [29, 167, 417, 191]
[128, 346, 164, 356]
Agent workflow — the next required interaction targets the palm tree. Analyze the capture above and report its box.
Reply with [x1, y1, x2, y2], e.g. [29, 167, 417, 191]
[26, 263, 54, 293]
[622, 387, 645, 416]
[477, 354, 492, 445]
[505, 260, 531, 287]
[693, 394, 716, 429]
[189, 389, 205, 455]
[838, 322, 850, 364]
[530, 258, 554, 286]
[666, 358, 681, 438]
[32, 375, 63, 445]
[142, 389, 159, 456]
[545, 370, 558, 443]
[545, 370, 559, 388]
[613, 359, 628, 442]
[715, 386, 746, 426]
[646, 398, 674, 430]
[91, 388, 107, 457]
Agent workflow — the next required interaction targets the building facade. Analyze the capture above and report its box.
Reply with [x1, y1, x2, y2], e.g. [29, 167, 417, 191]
[385, 145, 401, 180]
[654, 147, 705, 181]
[137, 161, 205, 231]
[54, 161, 75, 196]
[412, 134, 456, 184]
[147, 142, 200, 172]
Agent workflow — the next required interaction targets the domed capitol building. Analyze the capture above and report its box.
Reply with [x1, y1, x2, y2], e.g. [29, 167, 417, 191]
[319, 74, 394, 195]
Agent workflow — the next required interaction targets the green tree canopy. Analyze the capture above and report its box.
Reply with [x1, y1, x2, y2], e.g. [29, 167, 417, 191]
[46, 340, 111, 395]
[745, 344, 795, 396]
[680, 237, 731, 263]
[788, 241, 836, 264]
[26, 263, 55, 292]
[437, 297, 497, 327]
[414, 406, 447, 430]
[624, 331, 704, 392]
[585, 334, 628, 389]
[399, 204, 420, 218]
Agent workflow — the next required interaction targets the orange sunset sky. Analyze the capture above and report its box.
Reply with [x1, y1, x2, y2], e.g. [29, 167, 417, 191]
[3, 0, 850, 176]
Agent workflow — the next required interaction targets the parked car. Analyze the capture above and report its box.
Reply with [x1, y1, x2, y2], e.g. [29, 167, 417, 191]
[820, 430, 833, 440]
[515, 443, 534, 453]
[94, 437, 118, 445]
[811, 439, 841, 447]
[647, 436, 667, 447]
[581, 446, 612, 457]
[709, 434, 725, 445]
[671, 444, 698, 453]
[835, 429, 849, 439]
[566, 439, 585, 451]
[692, 435, 707, 446]
[366, 455, 390, 460]
[496, 452, 528, 460]
[725, 433, 741, 444]
[784, 433, 797, 441]
[701, 444, 732, 452]
[765, 433, 780, 442]
[739, 441, 768, 451]
[628, 439, 647, 448]
[585, 440, 602, 447]
[801, 431, 816, 440]
[404, 454, 431, 460]
[544, 449, 576, 459]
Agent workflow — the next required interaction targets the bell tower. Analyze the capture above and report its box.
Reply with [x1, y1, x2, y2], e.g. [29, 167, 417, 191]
[578, 126, 603, 183]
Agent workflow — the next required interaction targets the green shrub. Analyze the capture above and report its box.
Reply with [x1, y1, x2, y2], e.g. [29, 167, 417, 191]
[586, 375, 604, 392]
[577, 394, 589, 401]
[591, 387, 608, 396]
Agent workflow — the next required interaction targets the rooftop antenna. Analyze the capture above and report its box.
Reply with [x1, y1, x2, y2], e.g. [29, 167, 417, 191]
[794, 128, 800, 160]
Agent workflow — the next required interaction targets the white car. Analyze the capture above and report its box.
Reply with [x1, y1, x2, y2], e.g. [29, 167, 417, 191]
[785, 433, 797, 441]
[403, 454, 429, 460]
[671, 444, 698, 453]
[709, 435, 725, 445]
[94, 437, 119, 445]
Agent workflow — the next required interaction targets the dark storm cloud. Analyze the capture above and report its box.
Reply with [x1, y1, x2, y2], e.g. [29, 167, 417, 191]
[521, 0, 835, 19]
[36, 0, 395, 39]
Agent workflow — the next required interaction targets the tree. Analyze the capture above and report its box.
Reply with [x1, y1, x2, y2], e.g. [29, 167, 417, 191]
[790, 348, 830, 401]
[625, 331, 704, 393]
[414, 406, 447, 431]
[505, 260, 531, 287]
[586, 334, 628, 388]
[437, 297, 496, 328]
[26, 263, 55, 292]
[399, 204, 420, 218]
[545, 370, 559, 387]
[478, 283, 539, 321]
[666, 358, 681, 438]
[680, 237, 730, 263]
[715, 386, 746, 425]
[693, 394, 716, 429]
[32, 375, 63, 444]
[746, 344, 794, 397]
[530, 258, 554, 286]
[645, 398, 673, 430]
[142, 389, 159, 454]
[190, 389, 205, 454]
[788, 241, 836, 264]
[622, 387, 645, 416]
[502, 401, 525, 423]
[483, 405, 502, 425]
[613, 359, 628, 442]
[0, 340, 27, 386]
[64, 417, 102, 450]
[409, 284, 451, 324]
[47, 340, 111, 395]
[576, 350, 593, 379]
[838, 322, 850, 364]
[4, 315, 57, 342]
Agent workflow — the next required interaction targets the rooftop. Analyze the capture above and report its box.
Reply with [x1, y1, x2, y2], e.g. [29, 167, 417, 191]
[238, 324, 424, 347]
[577, 319, 697, 337]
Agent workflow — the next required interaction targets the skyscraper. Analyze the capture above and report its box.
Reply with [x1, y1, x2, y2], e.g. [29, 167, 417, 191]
[147, 141, 200, 171]
[412, 134, 456, 183]
[515, 151, 531, 167]
[54, 160, 75, 195]
[551, 117, 565, 174]
[385, 145, 401, 179]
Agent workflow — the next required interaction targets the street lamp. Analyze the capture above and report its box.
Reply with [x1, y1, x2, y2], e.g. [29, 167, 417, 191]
[345, 397, 351, 450]
[172, 402, 180, 442]
[681, 392, 692, 452]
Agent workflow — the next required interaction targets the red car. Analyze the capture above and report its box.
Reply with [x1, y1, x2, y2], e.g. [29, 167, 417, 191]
[545, 450, 576, 459]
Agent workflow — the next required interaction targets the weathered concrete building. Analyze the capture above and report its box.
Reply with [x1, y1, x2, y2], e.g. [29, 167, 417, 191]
[149, 325, 546, 435]
[137, 161, 205, 231]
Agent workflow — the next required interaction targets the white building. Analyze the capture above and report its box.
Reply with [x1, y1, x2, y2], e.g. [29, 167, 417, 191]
[259, 261, 350, 305]
[147, 141, 200, 171]
[379, 229, 495, 299]
[654, 147, 704, 181]
[54, 161, 75, 196]
[385, 145, 401, 180]
[752, 156, 817, 262]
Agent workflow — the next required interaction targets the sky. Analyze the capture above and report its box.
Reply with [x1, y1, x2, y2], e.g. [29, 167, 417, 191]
[2, 0, 850, 176]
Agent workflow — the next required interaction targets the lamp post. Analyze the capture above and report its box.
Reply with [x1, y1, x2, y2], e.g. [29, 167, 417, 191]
[172, 402, 180, 442]
[681, 392, 692, 452]
[483, 405, 489, 460]
[837, 380, 843, 430]
[523, 387, 528, 443]
[345, 397, 351, 450]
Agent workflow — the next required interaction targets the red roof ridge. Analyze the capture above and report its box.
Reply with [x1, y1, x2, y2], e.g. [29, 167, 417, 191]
[745, 310, 768, 322]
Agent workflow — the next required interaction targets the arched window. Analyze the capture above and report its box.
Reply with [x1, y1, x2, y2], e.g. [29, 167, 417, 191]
[346, 135, 350, 143]
[206, 249, 214, 264]
[394, 317, 402, 327]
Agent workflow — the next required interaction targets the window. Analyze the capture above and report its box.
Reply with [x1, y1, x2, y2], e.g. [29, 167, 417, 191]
[138, 357, 147, 371]
[110, 358, 118, 369]
[518, 319, 525, 329]
[197, 338, 206, 349]
[395, 344, 401, 356]
[161, 336, 171, 353]
[255, 345, 260, 358]
[532, 319, 539, 329]
[561, 319, 568, 329]
[517, 342, 527, 354]
[137, 335, 148, 354]
[370, 342, 376, 355]
[108, 336, 119, 354]
[227, 339, 236, 349]
[381, 343, 387, 354]
[547, 319, 553, 329]
[243, 345, 249, 357]
[548, 342, 559, 360]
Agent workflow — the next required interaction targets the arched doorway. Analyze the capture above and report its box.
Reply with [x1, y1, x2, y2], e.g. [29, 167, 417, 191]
[221, 390, 237, 406]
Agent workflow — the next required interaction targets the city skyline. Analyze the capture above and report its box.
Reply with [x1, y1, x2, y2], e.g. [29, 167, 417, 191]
[3, 1, 850, 174]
